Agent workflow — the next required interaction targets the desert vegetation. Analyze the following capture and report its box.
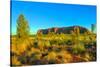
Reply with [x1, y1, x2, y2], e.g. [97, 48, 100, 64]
[11, 14, 96, 66]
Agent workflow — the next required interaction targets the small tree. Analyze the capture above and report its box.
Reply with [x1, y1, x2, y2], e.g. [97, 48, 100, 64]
[16, 14, 30, 44]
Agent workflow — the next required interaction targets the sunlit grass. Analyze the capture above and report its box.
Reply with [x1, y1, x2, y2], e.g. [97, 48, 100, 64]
[11, 33, 96, 66]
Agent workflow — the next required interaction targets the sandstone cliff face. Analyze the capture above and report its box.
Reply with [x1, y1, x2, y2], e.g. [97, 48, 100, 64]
[37, 26, 90, 34]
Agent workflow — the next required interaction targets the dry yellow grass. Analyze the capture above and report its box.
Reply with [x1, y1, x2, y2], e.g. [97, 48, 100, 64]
[12, 56, 21, 65]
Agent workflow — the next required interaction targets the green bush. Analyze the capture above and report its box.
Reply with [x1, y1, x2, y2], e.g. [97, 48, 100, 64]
[72, 44, 85, 54]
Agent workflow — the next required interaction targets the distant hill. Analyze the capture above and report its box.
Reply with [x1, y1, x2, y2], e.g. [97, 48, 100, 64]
[37, 26, 90, 34]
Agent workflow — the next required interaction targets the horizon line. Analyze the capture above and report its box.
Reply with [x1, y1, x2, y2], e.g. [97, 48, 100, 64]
[11, 25, 96, 35]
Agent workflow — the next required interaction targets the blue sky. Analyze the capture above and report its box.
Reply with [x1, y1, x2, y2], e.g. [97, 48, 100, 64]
[11, 1, 96, 35]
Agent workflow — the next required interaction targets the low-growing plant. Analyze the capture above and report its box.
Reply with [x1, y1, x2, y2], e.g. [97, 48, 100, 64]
[72, 44, 86, 55]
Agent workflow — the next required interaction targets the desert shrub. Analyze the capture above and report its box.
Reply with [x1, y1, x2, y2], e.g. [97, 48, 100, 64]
[21, 52, 42, 65]
[57, 40, 65, 45]
[50, 40, 57, 45]
[27, 46, 31, 51]
[27, 47, 41, 57]
[72, 44, 85, 55]
[17, 51, 30, 64]
[41, 52, 48, 57]
[55, 48, 62, 52]
[84, 41, 96, 50]
[66, 47, 73, 52]
[30, 51, 41, 60]
[16, 43, 29, 55]
[33, 41, 38, 48]
[82, 52, 90, 62]
[89, 49, 96, 61]
[59, 50, 72, 62]
[11, 44, 18, 55]
[46, 51, 57, 61]
[48, 46, 53, 52]
[38, 40, 45, 51]
[66, 40, 73, 45]
[44, 41, 51, 47]
[18, 56, 27, 64]
[11, 56, 21, 66]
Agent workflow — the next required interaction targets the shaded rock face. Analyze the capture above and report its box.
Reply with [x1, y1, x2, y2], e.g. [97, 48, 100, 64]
[37, 26, 89, 34]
